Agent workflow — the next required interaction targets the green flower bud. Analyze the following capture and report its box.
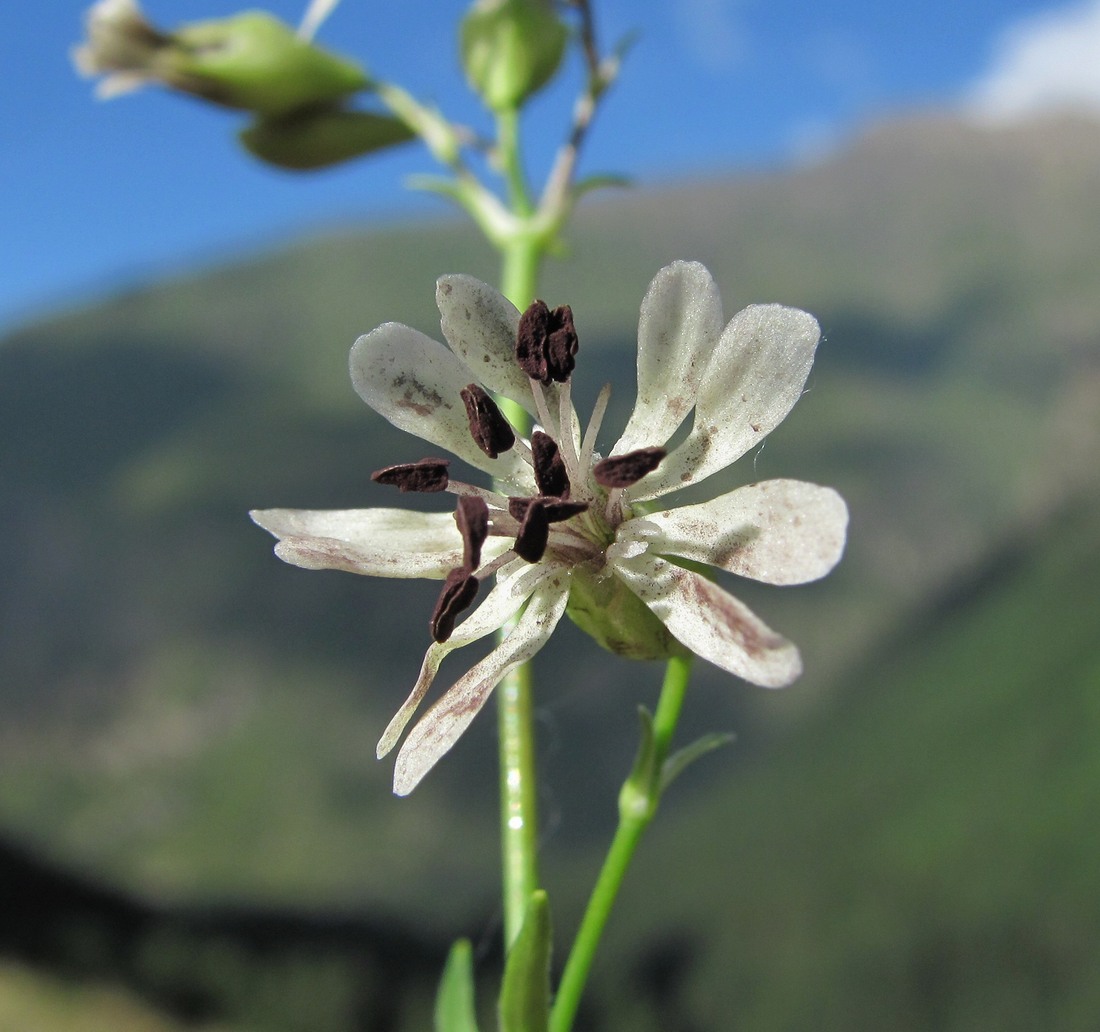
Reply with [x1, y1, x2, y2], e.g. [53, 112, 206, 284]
[459, 0, 567, 112]
[566, 567, 688, 663]
[239, 107, 414, 170]
[74, 0, 369, 117]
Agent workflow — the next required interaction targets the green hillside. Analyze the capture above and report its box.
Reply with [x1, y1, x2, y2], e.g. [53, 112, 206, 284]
[2, 112, 1099, 1029]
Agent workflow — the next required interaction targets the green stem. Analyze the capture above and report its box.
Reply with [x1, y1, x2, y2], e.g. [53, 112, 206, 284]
[549, 654, 694, 1032]
[496, 235, 543, 950]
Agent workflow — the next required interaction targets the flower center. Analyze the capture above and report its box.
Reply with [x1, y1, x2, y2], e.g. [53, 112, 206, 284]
[371, 298, 666, 642]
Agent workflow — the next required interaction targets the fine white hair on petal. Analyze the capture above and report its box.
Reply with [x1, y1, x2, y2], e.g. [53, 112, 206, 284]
[619, 479, 849, 585]
[613, 261, 724, 456]
[629, 303, 820, 502]
[376, 559, 537, 758]
[249, 507, 482, 578]
[350, 323, 531, 484]
[611, 552, 802, 688]
[392, 574, 571, 795]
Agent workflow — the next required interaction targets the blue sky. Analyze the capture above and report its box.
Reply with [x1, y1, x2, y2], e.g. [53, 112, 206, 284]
[4, 0, 1100, 331]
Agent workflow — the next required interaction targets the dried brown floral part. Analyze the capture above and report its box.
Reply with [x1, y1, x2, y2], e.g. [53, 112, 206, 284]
[371, 458, 451, 492]
[508, 496, 589, 523]
[515, 300, 579, 385]
[593, 447, 667, 488]
[455, 495, 490, 569]
[429, 567, 479, 643]
[460, 383, 516, 458]
[532, 431, 571, 498]
[514, 499, 550, 562]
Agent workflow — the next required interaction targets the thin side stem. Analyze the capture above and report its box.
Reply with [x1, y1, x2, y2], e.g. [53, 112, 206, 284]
[496, 236, 543, 950]
[549, 653, 694, 1032]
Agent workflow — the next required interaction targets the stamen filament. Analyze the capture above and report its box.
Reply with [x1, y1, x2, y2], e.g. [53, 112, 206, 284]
[556, 381, 584, 492]
[580, 382, 612, 474]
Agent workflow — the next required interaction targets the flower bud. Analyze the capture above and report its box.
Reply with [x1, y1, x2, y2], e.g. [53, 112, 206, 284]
[240, 107, 414, 170]
[74, 0, 369, 117]
[459, 0, 567, 112]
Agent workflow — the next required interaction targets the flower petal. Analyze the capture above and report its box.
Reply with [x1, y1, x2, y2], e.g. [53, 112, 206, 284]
[610, 552, 802, 687]
[392, 570, 570, 794]
[376, 559, 540, 758]
[250, 507, 502, 578]
[618, 479, 848, 585]
[629, 304, 820, 500]
[350, 323, 530, 483]
[613, 261, 724, 455]
[436, 275, 534, 412]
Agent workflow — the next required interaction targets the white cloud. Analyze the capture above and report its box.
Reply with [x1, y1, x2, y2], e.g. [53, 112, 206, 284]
[964, 0, 1100, 123]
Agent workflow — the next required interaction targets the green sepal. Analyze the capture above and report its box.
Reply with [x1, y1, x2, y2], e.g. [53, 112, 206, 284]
[169, 11, 369, 117]
[498, 890, 552, 1032]
[566, 567, 688, 662]
[239, 107, 415, 170]
[661, 733, 735, 793]
[434, 939, 480, 1032]
[460, 0, 567, 112]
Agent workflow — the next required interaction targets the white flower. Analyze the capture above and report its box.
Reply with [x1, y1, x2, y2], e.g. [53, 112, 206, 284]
[252, 261, 848, 794]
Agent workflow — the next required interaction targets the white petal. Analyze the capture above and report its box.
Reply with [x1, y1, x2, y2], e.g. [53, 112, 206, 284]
[249, 507, 492, 578]
[392, 570, 570, 794]
[376, 560, 546, 758]
[629, 304, 820, 500]
[350, 323, 530, 483]
[436, 275, 535, 413]
[619, 480, 848, 585]
[611, 552, 802, 687]
[613, 261, 724, 455]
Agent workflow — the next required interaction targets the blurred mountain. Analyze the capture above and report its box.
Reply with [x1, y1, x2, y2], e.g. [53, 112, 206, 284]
[1, 111, 1099, 1029]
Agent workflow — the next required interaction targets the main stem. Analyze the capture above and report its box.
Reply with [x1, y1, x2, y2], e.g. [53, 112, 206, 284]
[549, 653, 694, 1032]
[497, 235, 543, 950]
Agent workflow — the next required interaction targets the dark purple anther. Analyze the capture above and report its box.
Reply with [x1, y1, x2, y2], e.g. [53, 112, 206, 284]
[372, 458, 451, 493]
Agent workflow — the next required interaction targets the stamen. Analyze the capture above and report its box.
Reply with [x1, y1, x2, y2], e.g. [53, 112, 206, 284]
[508, 497, 589, 523]
[514, 498, 550, 562]
[530, 379, 558, 442]
[372, 458, 450, 493]
[555, 380, 583, 490]
[515, 301, 579, 385]
[460, 384, 516, 458]
[429, 568, 479, 643]
[593, 447, 667, 488]
[532, 431, 571, 498]
[455, 495, 489, 569]
[580, 383, 612, 474]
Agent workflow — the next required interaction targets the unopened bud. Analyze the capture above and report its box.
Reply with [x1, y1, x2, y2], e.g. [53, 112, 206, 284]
[459, 0, 567, 112]
[74, 0, 369, 117]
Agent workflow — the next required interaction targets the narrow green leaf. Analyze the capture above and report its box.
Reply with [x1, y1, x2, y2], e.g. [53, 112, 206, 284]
[434, 939, 480, 1032]
[660, 732, 735, 793]
[572, 174, 632, 200]
[499, 890, 552, 1032]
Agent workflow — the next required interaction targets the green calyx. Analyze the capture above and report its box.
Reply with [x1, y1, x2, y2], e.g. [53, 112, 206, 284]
[460, 0, 567, 112]
[163, 11, 369, 117]
[565, 566, 687, 663]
